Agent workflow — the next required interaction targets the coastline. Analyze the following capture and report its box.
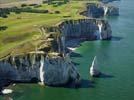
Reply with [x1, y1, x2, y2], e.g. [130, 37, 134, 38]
[0, 0, 119, 91]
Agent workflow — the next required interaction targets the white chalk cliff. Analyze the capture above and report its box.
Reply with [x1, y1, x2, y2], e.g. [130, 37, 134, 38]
[0, 53, 80, 86]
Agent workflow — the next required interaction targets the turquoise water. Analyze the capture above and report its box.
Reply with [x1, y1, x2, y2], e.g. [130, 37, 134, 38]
[1, 0, 134, 100]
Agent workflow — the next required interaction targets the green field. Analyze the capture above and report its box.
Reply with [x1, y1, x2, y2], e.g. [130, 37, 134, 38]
[0, 0, 98, 58]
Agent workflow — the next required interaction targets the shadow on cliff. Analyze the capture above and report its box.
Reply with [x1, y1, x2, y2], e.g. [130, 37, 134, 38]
[70, 52, 82, 58]
[90, 73, 114, 79]
[72, 61, 80, 66]
[61, 79, 95, 89]
[111, 36, 123, 41]
[82, 73, 114, 88]
[70, 52, 82, 65]
[99, 73, 114, 78]
[79, 79, 95, 88]
[102, 36, 123, 41]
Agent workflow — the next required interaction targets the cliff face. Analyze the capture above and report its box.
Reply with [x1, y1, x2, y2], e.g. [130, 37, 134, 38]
[0, 52, 80, 86]
[44, 19, 112, 41]
[81, 3, 119, 18]
[44, 54, 80, 86]
[59, 19, 112, 40]
[83, 4, 104, 18]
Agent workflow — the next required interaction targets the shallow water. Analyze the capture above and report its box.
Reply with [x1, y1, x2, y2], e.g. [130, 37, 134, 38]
[1, 0, 134, 100]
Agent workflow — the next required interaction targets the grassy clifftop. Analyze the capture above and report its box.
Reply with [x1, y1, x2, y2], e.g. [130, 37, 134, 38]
[0, 0, 99, 59]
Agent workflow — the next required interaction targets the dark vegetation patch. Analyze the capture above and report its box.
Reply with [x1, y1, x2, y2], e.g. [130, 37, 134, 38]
[0, 26, 8, 31]
[63, 15, 71, 18]
[0, 6, 49, 18]
[21, 3, 27, 7]
[43, 0, 69, 7]
[21, 3, 42, 8]
[55, 10, 60, 14]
